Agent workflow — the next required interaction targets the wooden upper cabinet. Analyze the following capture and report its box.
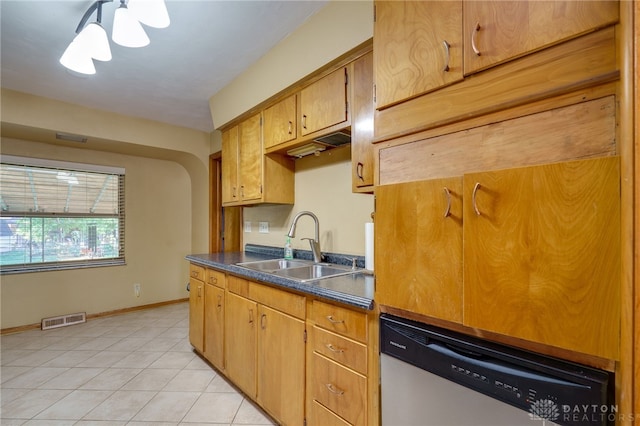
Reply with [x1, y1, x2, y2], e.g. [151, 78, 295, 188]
[263, 94, 297, 149]
[300, 67, 349, 136]
[375, 178, 463, 323]
[374, 1, 463, 110]
[221, 126, 239, 204]
[238, 113, 263, 202]
[223, 112, 294, 207]
[352, 51, 375, 192]
[463, 156, 621, 360]
[463, 0, 619, 75]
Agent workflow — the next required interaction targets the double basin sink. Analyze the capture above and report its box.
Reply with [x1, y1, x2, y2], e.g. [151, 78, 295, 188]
[236, 258, 362, 283]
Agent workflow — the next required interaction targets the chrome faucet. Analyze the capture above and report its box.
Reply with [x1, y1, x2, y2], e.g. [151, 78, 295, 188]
[287, 211, 322, 263]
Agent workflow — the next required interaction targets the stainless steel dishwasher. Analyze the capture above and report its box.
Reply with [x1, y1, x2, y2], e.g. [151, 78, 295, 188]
[380, 314, 614, 426]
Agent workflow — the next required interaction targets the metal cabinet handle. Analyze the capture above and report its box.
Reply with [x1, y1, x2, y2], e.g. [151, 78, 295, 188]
[326, 315, 344, 324]
[326, 343, 345, 353]
[197, 285, 202, 297]
[288, 120, 293, 135]
[191, 271, 199, 278]
[217, 295, 222, 309]
[232, 186, 237, 198]
[442, 40, 451, 72]
[260, 313, 266, 329]
[210, 276, 217, 284]
[443, 187, 452, 217]
[249, 309, 254, 324]
[472, 182, 481, 216]
[240, 185, 244, 197]
[326, 383, 345, 395]
[302, 114, 307, 129]
[471, 23, 482, 56]
[356, 162, 364, 181]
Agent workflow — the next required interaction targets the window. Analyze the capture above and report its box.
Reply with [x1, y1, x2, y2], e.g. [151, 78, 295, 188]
[0, 155, 125, 273]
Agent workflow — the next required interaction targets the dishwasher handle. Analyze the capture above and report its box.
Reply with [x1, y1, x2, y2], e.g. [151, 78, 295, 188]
[426, 340, 589, 390]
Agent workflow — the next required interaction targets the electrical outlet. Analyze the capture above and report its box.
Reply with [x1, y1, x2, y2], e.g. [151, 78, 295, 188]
[244, 221, 252, 232]
[134, 283, 141, 297]
[259, 222, 269, 233]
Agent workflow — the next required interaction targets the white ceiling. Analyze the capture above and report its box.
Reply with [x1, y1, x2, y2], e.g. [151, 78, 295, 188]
[0, 0, 328, 133]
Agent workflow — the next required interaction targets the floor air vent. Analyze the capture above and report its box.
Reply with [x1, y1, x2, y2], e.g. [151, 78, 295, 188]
[41, 312, 86, 330]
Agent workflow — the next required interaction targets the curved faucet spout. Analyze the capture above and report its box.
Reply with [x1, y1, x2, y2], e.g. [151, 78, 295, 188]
[287, 211, 322, 262]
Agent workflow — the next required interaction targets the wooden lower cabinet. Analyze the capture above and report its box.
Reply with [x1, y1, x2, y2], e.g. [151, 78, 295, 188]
[190, 268, 378, 426]
[203, 283, 224, 370]
[188, 264, 206, 353]
[257, 305, 305, 426]
[224, 289, 257, 397]
[307, 300, 374, 426]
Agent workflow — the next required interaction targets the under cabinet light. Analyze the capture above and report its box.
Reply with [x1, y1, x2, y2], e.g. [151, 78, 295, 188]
[286, 143, 327, 158]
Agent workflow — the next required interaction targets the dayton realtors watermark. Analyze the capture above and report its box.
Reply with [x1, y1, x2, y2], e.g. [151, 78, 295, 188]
[530, 399, 637, 423]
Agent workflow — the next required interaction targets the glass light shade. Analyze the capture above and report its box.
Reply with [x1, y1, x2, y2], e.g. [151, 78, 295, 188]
[112, 5, 150, 48]
[59, 40, 96, 75]
[75, 22, 112, 61]
[128, 0, 170, 28]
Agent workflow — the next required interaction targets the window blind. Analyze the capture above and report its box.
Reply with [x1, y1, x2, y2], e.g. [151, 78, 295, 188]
[0, 155, 125, 273]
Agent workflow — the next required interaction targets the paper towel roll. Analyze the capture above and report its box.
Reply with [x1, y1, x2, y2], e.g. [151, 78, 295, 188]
[365, 222, 374, 271]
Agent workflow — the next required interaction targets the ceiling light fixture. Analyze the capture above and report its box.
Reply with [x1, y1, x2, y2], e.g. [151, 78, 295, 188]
[59, 0, 170, 75]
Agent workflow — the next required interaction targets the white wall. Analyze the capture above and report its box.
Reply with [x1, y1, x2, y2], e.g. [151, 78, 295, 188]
[243, 146, 374, 256]
[209, 0, 373, 129]
[1, 138, 192, 329]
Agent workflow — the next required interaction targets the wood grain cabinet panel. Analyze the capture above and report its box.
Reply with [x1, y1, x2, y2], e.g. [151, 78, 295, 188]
[224, 289, 257, 398]
[375, 177, 464, 323]
[257, 305, 305, 426]
[300, 67, 349, 136]
[374, 0, 463, 109]
[463, 0, 619, 75]
[188, 276, 205, 353]
[238, 113, 263, 202]
[204, 283, 224, 370]
[463, 156, 620, 359]
[263, 95, 297, 149]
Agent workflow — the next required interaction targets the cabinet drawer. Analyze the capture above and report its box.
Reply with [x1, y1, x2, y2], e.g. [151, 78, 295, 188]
[250, 282, 305, 320]
[311, 326, 367, 375]
[206, 269, 225, 288]
[227, 275, 250, 298]
[189, 264, 205, 281]
[309, 400, 351, 426]
[310, 353, 366, 426]
[310, 300, 367, 343]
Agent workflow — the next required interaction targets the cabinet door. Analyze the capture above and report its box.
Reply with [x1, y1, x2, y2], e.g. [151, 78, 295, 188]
[376, 177, 463, 323]
[463, 1, 619, 75]
[352, 51, 375, 192]
[225, 291, 257, 397]
[374, 0, 463, 109]
[263, 95, 296, 149]
[257, 305, 305, 426]
[463, 157, 620, 359]
[239, 113, 263, 202]
[221, 126, 239, 204]
[300, 67, 348, 136]
[204, 283, 224, 370]
[188, 277, 204, 353]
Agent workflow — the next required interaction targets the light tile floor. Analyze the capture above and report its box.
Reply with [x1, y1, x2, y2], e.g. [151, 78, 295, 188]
[0, 302, 276, 426]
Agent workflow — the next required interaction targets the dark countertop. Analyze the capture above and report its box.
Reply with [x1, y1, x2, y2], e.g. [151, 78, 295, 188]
[186, 247, 374, 311]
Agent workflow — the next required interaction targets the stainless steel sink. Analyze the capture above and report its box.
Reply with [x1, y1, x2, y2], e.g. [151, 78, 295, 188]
[236, 258, 360, 282]
[271, 264, 358, 282]
[236, 258, 312, 272]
